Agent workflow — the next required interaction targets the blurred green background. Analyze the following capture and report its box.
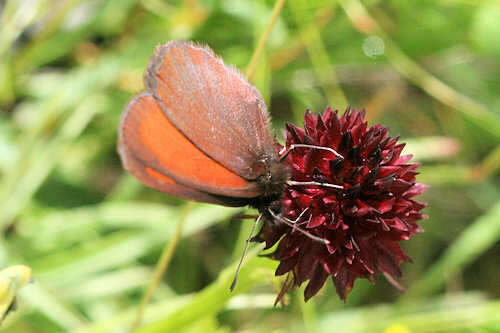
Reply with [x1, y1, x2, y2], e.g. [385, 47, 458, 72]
[1, 0, 500, 332]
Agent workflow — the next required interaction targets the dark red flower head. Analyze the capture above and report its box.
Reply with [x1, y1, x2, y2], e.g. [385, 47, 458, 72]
[257, 107, 428, 302]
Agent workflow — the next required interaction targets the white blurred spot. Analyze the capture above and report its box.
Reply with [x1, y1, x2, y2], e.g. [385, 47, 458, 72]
[63, 0, 98, 30]
[362, 36, 385, 58]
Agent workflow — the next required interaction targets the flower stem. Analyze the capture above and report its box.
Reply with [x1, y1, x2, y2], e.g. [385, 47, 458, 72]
[129, 201, 193, 332]
[245, 0, 287, 82]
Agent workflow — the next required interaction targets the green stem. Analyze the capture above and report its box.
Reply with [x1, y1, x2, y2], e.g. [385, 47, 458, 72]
[245, 0, 287, 82]
[129, 201, 193, 332]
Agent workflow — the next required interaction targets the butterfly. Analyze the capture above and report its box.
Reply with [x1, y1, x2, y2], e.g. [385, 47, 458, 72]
[118, 41, 289, 211]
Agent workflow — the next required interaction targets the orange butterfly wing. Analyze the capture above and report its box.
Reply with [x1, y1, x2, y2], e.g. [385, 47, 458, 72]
[119, 135, 248, 206]
[118, 92, 261, 201]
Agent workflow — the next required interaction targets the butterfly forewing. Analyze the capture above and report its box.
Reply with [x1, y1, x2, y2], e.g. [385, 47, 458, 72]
[118, 92, 261, 199]
[145, 41, 277, 180]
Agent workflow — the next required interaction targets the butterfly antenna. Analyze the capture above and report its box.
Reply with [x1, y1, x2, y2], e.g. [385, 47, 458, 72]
[230, 213, 263, 291]
[279, 144, 344, 161]
[287, 180, 344, 190]
[267, 208, 329, 245]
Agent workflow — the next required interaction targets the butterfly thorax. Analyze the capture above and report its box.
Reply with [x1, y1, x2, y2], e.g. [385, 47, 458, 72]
[248, 154, 289, 210]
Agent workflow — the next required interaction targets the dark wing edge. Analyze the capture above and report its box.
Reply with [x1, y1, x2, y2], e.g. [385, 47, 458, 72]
[118, 140, 249, 207]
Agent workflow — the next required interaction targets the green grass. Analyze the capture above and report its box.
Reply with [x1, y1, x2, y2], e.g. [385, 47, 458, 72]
[0, 0, 499, 332]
